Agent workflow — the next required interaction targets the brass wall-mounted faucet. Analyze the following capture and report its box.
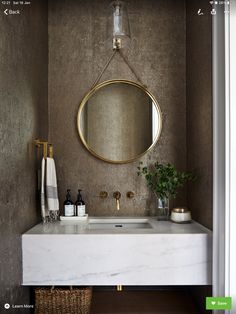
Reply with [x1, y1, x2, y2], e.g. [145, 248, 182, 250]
[113, 191, 121, 210]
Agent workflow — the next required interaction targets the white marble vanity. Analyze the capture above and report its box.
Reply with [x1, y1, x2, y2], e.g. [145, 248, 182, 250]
[22, 217, 212, 286]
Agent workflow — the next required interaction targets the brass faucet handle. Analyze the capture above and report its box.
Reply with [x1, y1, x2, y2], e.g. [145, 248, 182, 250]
[126, 191, 135, 199]
[99, 191, 108, 199]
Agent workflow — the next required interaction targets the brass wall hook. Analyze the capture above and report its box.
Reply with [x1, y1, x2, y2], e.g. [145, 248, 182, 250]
[34, 139, 53, 159]
[48, 144, 53, 158]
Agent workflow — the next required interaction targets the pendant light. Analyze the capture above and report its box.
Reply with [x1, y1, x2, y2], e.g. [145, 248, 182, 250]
[110, 1, 130, 49]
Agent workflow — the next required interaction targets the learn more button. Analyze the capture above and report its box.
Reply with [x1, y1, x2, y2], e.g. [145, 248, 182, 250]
[206, 297, 232, 310]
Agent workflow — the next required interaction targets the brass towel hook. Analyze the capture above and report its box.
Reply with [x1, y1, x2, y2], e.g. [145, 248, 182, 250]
[48, 144, 53, 158]
[34, 139, 53, 159]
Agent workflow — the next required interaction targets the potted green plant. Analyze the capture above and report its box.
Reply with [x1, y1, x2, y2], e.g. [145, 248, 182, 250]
[137, 161, 196, 220]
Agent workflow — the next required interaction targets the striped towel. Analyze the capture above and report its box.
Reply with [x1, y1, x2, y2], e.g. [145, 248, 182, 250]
[46, 157, 59, 211]
[40, 157, 59, 221]
[40, 158, 48, 220]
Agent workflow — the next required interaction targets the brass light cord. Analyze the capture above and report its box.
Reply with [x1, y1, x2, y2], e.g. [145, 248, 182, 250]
[90, 48, 146, 90]
[91, 49, 117, 89]
[118, 49, 146, 87]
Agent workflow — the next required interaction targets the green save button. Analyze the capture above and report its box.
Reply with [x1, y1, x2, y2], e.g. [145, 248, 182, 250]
[206, 297, 232, 310]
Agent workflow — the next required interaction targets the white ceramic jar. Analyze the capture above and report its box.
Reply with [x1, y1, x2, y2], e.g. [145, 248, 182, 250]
[170, 208, 192, 223]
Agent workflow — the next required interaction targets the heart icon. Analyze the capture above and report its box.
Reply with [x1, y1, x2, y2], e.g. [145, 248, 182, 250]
[211, 301, 216, 305]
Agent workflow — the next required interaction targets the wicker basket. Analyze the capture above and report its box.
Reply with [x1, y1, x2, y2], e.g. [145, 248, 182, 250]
[35, 287, 92, 314]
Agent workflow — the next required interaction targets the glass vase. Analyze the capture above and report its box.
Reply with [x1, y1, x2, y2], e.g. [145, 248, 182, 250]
[156, 197, 170, 221]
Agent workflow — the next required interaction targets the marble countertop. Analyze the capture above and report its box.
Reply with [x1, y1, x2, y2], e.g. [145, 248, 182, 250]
[24, 217, 211, 235]
[22, 217, 212, 286]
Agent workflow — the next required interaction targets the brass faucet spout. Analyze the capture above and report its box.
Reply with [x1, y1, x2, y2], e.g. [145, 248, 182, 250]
[116, 198, 120, 210]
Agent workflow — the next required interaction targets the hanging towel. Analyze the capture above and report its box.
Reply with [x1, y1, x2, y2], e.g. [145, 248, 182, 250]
[40, 158, 49, 220]
[46, 157, 59, 212]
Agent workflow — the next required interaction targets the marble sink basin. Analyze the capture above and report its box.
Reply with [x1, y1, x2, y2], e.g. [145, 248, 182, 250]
[88, 218, 152, 229]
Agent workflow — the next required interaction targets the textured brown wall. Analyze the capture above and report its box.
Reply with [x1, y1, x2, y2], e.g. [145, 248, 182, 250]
[186, 0, 212, 230]
[49, 0, 187, 216]
[0, 0, 48, 308]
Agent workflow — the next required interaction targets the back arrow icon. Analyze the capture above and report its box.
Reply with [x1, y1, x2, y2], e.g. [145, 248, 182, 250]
[4, 9, 8, 15]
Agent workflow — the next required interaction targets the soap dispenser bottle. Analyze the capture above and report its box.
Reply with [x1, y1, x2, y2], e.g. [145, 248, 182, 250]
[75, 189, 86, 217]
[63, 189, 74, 216]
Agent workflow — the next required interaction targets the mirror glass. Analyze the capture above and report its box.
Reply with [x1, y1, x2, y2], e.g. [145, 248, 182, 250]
[77, 80, 162, 163]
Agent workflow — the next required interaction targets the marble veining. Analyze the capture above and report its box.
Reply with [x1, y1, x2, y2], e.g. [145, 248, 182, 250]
[22, 218, 212, 286]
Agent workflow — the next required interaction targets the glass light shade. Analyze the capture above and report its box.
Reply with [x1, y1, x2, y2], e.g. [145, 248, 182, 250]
[110, 1, 130, 39]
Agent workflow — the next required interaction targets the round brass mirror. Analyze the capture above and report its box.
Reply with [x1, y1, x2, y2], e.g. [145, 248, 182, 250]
[77, 80, 162, 164]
